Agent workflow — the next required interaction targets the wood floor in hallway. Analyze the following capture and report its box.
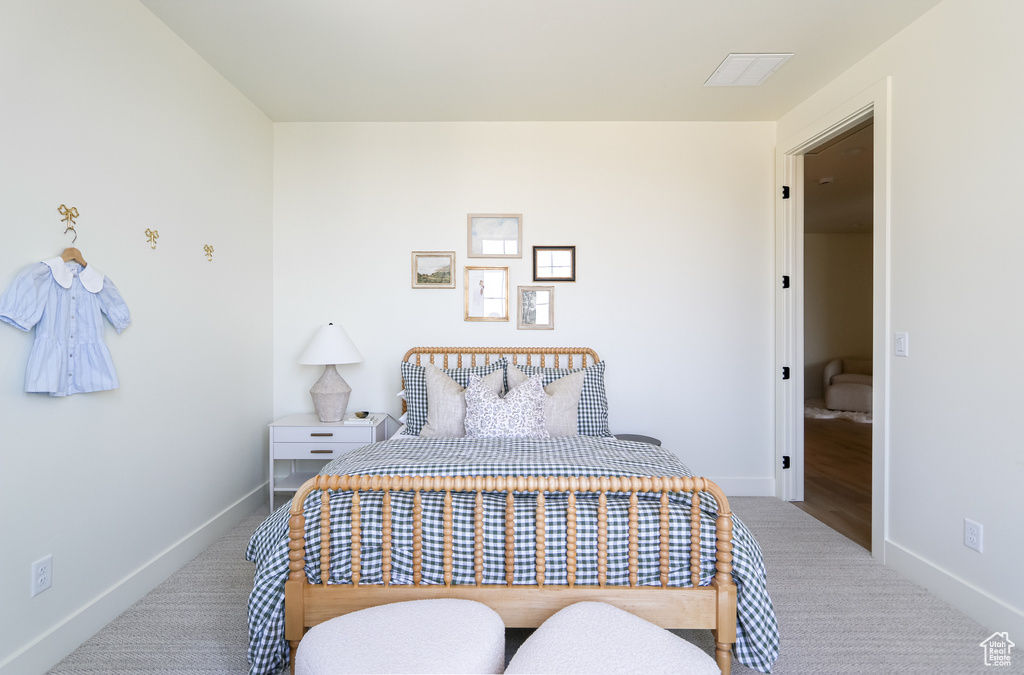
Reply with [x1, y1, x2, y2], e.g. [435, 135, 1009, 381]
[793, 415, 872, 550]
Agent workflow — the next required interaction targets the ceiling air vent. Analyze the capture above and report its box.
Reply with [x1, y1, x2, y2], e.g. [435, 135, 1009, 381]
[704, 53, 793, 87]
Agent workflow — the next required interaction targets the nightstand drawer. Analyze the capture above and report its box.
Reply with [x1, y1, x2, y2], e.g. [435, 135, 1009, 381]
[272, 442, 365, 459]
[268, 413, 394, 511]
[272, 426, 373, 443]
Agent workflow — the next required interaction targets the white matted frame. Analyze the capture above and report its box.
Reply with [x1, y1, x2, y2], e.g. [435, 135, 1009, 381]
[467, 214, 522, 258]
[517, 285, 554, 330]
[464, 266, 509, 321]
[411, 251, 456, 289]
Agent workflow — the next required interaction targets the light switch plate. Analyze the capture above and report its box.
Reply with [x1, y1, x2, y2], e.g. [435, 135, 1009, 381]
[894, 332, 909, 357]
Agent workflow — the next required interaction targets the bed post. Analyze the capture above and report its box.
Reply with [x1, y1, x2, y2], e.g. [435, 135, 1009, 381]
[286, 479, 319, 675]
[700, 479, 737, 675]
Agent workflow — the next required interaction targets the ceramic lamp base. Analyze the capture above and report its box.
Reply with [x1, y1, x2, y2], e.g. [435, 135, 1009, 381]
[309, 364, 352, 423]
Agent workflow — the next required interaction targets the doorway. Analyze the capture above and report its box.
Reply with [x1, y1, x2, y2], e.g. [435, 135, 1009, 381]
[794, 121, 873, 549]
[774, 77, 890, 560]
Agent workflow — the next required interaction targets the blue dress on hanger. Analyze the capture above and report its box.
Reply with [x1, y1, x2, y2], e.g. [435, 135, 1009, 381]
[0, 257, 131, 396]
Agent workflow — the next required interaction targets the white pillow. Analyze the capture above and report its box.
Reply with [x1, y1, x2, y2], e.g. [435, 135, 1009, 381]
[464, 373, 549, 439]
[420, 364, 504, 438]
[506, 363, 585, 437]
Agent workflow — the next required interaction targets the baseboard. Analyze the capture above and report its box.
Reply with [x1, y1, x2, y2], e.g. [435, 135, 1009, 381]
[885, 540, 1024, 639]
[710, 476, 776, 497]
[0, 483, 267, 675]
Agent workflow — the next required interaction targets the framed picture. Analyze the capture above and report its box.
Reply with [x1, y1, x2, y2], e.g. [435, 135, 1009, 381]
[517, 285, 554, 330]
[411, 251, 456, 289]
[533, 245, 576, 282]
[464, 266, 509, 321]
[467, 214, 522, 258]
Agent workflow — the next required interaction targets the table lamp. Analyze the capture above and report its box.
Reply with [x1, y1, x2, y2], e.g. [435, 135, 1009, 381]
[299, 323, 364, 422]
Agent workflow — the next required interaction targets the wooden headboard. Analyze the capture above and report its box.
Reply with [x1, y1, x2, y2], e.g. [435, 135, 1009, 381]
[402, 346, 599, 369]
[400, 347, 600, 414]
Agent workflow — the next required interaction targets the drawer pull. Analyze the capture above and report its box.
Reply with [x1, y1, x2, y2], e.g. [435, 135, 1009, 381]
[310, 432, 333, 437]
[310, 449, 334, 454]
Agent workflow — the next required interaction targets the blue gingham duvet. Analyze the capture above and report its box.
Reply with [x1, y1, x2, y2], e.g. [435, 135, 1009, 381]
[245, 436, 779, 674]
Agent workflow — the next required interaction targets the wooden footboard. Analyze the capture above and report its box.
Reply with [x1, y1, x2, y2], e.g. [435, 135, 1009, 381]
[286, 474, 737, 674]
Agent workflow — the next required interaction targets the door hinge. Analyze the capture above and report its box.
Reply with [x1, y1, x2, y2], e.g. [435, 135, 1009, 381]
[782, 366, 790, 380]
[783, 455, 791, 469]
[782, 275, 790, 289]
[782, 185, 791, 199]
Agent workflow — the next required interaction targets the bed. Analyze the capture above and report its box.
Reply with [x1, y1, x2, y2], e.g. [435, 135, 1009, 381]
[246, 347, 778, 675]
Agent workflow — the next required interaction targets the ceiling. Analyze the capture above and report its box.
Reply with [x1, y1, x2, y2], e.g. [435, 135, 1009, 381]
[137, 0, 942, 123]
[804, 122, 873, 234]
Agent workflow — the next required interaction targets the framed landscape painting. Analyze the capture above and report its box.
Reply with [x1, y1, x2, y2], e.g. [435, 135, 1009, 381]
[411, 251, 455, 289]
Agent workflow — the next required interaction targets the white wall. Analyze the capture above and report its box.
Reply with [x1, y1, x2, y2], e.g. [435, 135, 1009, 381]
[779, 0, 1024, 636]
[803, 233, 873, 399]
[273, 122, 777, 495]
[0, 2, 274, 672]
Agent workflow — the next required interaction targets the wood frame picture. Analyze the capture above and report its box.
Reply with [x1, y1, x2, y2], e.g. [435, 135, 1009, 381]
[517, 285, 554, 330]
[533, 245, 576, 282]
[464, 266, 509, 321]
[411, 251, 456, 289]
[467, 214, 522, 258]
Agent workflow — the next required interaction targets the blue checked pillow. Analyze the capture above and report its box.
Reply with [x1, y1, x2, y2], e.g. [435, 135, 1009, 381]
[510, 360, 611, 437]
[400, 358, 506, 436]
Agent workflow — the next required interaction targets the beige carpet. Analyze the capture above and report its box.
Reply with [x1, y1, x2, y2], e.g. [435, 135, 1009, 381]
[48, 498, 1009, 674]
[46, 508, 264, 674]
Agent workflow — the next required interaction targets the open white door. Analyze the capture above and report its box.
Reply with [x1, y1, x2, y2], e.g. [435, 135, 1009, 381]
[775, 77, 891, 559]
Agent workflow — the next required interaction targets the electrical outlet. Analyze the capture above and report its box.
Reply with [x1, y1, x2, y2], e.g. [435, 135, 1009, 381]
[31, 554, 53, 596]
[964, 519, 983, 553]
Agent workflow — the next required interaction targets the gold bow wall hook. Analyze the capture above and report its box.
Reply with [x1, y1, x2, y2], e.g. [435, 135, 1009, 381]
[204, 244, 214, 261]
[145, 228, 159, 249]
[58, 204, 80, 244]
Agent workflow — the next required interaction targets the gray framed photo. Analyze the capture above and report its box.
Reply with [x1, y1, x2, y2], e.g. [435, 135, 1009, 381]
[467, 214, 522, 258]
[533, 245, 576, 281]
[517, 285, 554, 330]
[464, 266, 509, 321]
[411, 251, 456, 289]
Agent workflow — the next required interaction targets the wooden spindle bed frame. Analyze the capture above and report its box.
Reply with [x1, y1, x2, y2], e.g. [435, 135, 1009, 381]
[283, 348, 738, 674]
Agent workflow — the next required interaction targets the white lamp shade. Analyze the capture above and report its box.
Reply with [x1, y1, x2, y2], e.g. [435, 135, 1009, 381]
[299, 323, 364, 366]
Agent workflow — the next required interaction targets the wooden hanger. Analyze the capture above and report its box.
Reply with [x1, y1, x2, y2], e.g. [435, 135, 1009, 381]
[61, 247, 87, 267]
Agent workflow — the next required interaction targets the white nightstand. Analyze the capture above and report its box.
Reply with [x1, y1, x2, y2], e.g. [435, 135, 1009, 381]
[268, 413, 395, 510]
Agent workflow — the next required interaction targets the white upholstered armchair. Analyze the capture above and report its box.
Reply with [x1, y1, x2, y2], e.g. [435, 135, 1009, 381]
[823, 358, 872, 413]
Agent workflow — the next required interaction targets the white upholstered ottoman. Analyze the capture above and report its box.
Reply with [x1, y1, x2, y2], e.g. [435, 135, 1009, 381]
[505, 602, 721, 675]
[294, 599, 505, 675]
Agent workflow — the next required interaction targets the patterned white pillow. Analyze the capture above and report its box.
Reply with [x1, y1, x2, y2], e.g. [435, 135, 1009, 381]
[511, 360, 611, 437]
[506, 363, 585, 437]
[465, 373, 549, 439]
